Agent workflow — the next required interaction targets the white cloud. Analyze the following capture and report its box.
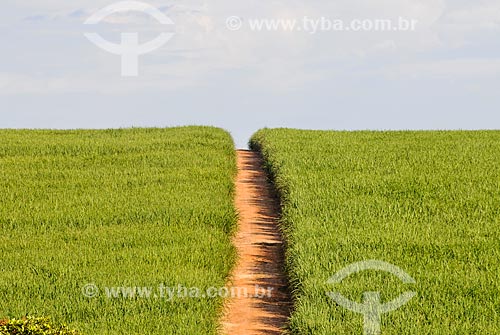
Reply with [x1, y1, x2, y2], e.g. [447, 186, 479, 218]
[1, 0, 499, 95]
[378, 59, 500, 80]
[442, 2, 500, 27]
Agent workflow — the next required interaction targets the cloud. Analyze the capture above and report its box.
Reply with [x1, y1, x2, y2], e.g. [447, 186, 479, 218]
[441, 2, 500, 28]
[69, 9, 89, 19]
[0, 73, 71, 95]
[374, 58, 500, 80]
[24, 14, 49, 22]
[2, 0, 500, 96]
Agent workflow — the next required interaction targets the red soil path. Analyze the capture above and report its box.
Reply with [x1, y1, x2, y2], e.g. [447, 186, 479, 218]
[221, 150, 292, 335]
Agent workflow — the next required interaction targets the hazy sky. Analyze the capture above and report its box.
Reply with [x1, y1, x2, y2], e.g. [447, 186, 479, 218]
[1, 0, 499, 147]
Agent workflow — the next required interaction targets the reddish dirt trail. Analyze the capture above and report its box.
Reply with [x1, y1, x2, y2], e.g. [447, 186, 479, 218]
[221, 150, 292, 335]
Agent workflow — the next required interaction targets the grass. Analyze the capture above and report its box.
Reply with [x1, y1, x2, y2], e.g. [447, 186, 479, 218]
[250, 129, 500, 334]
[0, 127, 237, 334]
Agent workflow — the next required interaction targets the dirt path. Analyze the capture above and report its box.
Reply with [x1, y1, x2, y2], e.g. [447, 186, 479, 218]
[221, 150, 292, 335]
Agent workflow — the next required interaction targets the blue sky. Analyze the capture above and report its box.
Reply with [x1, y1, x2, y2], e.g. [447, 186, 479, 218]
[1, 0, 499, 147]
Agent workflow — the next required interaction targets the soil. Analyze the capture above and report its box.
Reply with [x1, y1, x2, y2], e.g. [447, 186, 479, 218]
[221, 150, 292, 335]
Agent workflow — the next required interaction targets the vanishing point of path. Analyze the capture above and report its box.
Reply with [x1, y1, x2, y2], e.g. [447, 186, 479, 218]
[221, 150, 292, 335]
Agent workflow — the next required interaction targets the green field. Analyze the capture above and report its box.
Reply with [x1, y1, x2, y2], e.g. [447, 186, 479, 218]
[250, 129, 500, 334]
[0, 127, 237, 334]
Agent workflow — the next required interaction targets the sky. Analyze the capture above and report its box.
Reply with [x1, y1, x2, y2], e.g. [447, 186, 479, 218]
[1, 0, 499, 148]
